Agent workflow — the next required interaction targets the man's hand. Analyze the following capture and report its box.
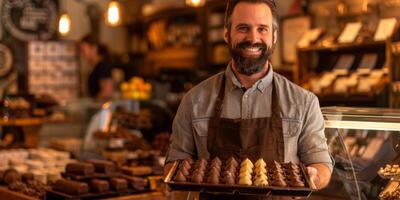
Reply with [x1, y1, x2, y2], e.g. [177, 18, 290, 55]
[306, 166, 319, 190]
[306, 163, 332, 190]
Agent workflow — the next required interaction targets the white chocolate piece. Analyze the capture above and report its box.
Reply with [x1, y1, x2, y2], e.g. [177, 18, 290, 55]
[240, 166, 253, 174]
[240, 159, 254, 168]
[255, 159, 266, 168]
[254, 177, 268, 186]
[239, 172, 252, 180]
[239, 177, 252, 186]
[255, 166, 267, 174]
[255, 173, 268, 180]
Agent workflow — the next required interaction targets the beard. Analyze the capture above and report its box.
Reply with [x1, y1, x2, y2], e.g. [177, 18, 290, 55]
[229, 40, 273, 76]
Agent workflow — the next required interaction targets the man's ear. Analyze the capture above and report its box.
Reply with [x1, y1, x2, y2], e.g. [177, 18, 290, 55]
[224, 27, 229, 44]
[273, 29, 278, 44]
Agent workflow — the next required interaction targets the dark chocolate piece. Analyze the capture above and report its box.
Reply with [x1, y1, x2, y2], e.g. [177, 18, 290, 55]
[54, 179, 89, 195]
[86, 159, 115, 174]
[66, 162, 95, 176]
[182, 159, 192, 170]
[180, 166, 190, 176]
[125, 176, 147, 190]
[8, 181, 26, 191]
[21, 173, 34, 183]
[224, 172, 236, 185]
[226, 157, 238, 168]
[3, 169, 21, 185]
[191, 174, 203, 183]
[207, 174, 219, 184]
[175, 171, 187, 182]
[211, 157, 222, 166]
[110, 178, 128, 191]
[91, 179, 110, 193]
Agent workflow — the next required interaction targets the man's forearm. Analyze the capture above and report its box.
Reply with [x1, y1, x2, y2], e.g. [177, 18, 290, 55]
[308, 163, 332, 189]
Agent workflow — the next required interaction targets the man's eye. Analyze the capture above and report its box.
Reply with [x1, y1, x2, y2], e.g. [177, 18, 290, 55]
[258, 27, 268, 33]
[237, 27, 248, 32]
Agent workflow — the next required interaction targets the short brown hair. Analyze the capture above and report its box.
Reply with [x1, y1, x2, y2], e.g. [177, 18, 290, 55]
[224, 0, 279, 31]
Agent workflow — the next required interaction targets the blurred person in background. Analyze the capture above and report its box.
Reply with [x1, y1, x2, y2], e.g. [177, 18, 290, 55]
[80, 34, 114, 100]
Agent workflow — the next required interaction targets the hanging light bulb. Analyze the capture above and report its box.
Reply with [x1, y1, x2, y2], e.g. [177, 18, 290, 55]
[186, 0, 206, 7]
[58, 13, 71, 36]
[105, 0, 122, 26]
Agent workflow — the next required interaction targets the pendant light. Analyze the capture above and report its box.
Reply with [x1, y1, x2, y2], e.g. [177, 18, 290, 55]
[105, 0, 122, 26]
[185, 0, 206, 7]
[58, 13, 71, 36]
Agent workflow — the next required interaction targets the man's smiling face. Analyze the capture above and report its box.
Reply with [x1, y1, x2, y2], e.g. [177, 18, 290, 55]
[225, 2, 276, 75]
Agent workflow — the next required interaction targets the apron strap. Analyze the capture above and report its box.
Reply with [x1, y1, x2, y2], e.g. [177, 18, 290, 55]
[213, 75, 226, 118]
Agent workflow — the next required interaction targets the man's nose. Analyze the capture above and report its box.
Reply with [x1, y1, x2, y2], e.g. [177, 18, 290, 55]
[246, 28, 260, 43]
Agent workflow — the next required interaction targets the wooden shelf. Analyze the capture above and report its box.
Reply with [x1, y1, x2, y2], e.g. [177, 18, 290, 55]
[297, 41, 386, 52]
[0, 118, 44, 126]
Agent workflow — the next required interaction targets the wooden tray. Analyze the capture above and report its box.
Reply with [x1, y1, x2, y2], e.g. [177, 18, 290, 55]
[164, 160, 314, 197]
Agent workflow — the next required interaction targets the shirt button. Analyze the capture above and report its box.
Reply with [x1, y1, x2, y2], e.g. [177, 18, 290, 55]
[245, 95, 249, 98]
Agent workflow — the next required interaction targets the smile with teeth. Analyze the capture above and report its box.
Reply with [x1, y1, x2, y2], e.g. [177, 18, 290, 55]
[242, 47, 262, 56]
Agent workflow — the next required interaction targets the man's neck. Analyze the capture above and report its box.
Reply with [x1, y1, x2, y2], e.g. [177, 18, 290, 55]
[231, 62, 270, 89]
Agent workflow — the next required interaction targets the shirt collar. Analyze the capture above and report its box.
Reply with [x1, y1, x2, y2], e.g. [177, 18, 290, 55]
[225, 62, 274, 93]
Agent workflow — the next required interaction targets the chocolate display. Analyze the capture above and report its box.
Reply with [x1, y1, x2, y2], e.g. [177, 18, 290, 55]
[66, 162, 95, 176]
[172, 157, 308, 189]
[120, 166, 153, 176]
[378, 164, 400, 178]
[3, 169, 21, 185]
[86, 159, 115, 174]
[54, 179, 90, 195]
[90, 179, 110, 193]
[110, 178, 128, 191]
[21, 173, 34, 183]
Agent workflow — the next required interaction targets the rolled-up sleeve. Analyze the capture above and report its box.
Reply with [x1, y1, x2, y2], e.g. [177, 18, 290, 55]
[165, 94, 196, 163]
[298, 94, 334, 172]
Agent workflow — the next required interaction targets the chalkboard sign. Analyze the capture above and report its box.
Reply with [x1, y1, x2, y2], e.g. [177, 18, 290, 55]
[2, 0, 58, 41]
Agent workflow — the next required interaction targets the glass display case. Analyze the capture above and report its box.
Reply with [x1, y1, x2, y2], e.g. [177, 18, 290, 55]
[319, 107, 400, 200]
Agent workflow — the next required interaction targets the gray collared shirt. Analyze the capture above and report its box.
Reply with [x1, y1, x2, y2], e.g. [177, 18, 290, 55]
[166, 64, 333, 171]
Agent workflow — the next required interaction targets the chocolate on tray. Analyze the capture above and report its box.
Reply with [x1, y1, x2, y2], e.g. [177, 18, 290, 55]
[66, 162, 95, 176]
[54, 179, 89, 195]
[173, 157, 308, 188]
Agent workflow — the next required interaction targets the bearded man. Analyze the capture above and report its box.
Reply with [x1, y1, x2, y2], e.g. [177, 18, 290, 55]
[164, 0, 333, 199]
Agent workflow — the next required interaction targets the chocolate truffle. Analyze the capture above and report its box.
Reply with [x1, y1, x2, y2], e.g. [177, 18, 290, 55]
[239, 176, 252, 186]
[271, 178, 287, 187]
[21, 173, 34, 183]
[182, 159, 192, 170]
[225, 164, 237, 173]
[175, 171, 187, 182]
[180, 166, 190, 176]
[224, 173, 236, 185]
[211, 157, 222, 166]
[191, 174, 203, 183]
[226, 157, 239, 168]
[4, 169, 21, 185]
[206, 174, 219, 184]
[255, 159, 266, 169]
[241, 158, 254, 168]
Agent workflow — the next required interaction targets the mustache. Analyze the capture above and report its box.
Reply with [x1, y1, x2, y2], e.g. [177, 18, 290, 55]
[235, 41, 267, 50]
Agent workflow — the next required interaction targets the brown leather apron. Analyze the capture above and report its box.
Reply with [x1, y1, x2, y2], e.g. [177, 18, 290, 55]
[200, 74, 285, 200]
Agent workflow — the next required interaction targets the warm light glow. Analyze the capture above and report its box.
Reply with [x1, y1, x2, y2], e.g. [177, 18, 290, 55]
[325, 120, 400, 131]
[58, 13, 71, 36]
[105, 1, 122, 26]
[186, 0, 205, 7]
